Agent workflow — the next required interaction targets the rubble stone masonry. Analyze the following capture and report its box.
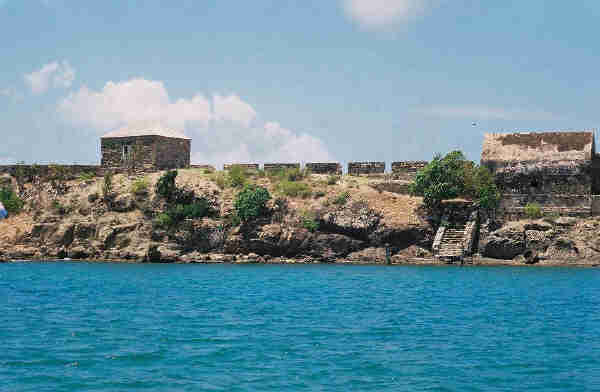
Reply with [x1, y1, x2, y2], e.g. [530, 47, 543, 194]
[305, 163, 342, 175]
[348, 162, 385, 176]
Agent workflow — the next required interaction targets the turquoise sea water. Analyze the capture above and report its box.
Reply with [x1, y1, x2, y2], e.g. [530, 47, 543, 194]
[1, 262, 599, 391]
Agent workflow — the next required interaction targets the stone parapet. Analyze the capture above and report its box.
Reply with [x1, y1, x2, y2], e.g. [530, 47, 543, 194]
[224, 164, 259, 172]
[305, 163, 342, 175]
[348, 162, 385, 176]
[264, 163, 300, 172]
[391, 161, 427, 180]
[0, 165, 102, 181]
[190, 165, 216, 172]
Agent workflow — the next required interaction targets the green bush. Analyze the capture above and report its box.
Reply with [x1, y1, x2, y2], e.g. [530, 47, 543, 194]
[277, 181, 312, 198]
[154, 213, 174, 229]
[300, 210, 319, 232]
[0, 187, 24, 215]
[102, 171, 113, 198]
[51, 199, 70, 215]
[78, 172, 96, 182]
[314, 191, 326, 199]
[327, 175, 340, 185]
[228, 165, 247, 188]
[268, 167, 309, 183]
[166, 199, 211, 222]
[332, 191, 350, 206]
[130, 177, 149, 195]
[156, 170, 178, 201]
[234, 184, 271, 222]
[524, 203, 542, 219]
[210, 172, 227, 189]
[411, 151, 500, 209]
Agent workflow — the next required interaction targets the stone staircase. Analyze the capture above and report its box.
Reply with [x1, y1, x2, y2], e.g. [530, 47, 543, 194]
[437, 225, 466, 262]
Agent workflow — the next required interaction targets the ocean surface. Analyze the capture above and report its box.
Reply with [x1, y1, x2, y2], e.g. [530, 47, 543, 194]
[1, 262, 599, 391]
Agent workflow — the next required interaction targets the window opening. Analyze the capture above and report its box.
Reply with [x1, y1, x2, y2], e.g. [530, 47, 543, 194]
[122, 143, 133, 161]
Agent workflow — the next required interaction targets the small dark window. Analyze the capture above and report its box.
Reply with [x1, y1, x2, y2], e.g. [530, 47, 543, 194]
[530, 180, 539, 188]
[122, 143, 132, 161]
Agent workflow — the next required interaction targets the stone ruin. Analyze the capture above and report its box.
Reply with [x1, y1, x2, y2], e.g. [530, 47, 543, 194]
[101, 125, 191, 171]
[481, 130, 600, 218]
[264, 163, 301, 172]
[391, 161, 428, 181]
[348, 162, 385, 176]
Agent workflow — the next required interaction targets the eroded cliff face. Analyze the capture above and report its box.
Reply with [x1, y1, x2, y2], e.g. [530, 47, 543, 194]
[479, 217, 600, 265]
[0, 170, 434, 264]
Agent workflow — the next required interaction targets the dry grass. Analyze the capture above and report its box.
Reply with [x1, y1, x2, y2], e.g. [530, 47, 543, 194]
[0, 213, 34, 244]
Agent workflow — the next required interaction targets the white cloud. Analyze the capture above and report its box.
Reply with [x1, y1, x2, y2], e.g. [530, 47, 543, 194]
[342, 0, 427, 29]
[0, 88, 13, 97]
[24, 61, 75, 94]
[415, 104, 564, 121]
[58, 78, 334, 168]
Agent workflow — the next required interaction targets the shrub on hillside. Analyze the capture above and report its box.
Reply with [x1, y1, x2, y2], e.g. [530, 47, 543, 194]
[166, 199, 211, 222]
[234, 184, 271, 222]
[332, 191, 350, 206]
[130, 177, 150, 195]
[228, 165, 247, 188]
[156, 170, 178, 201]
[411, 151, 500, 209]
[102, 171, 113, 198]
[327, 175, 340, 185]
[0, 187, 24, 215]
[210, 172, 227, 189]
[300, 210, 319, 232]
[524, 203, 542, 219]
[154, 213, 174, 229]
[78, 172, 96, 182]
[277, 181, 312, 198]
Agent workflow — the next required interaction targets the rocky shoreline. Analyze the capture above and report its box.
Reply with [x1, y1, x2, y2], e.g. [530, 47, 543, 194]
[2, 169, 600, 268]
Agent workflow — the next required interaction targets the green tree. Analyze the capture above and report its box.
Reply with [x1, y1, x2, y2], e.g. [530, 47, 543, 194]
[411, 151, 499, 209]
[0, 187, 24, 215]
[234, 184, 271, 222]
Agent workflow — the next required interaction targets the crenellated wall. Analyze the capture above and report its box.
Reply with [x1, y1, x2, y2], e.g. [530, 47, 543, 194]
[223, 164, 260, 171]
[305, 163, 342, 175]
[391, 161, 428, 180]
[0, 165, 103, 181]
[190, 165, 216, 172]
[348, 162, 385, 176]
[264, 163, 301, 172]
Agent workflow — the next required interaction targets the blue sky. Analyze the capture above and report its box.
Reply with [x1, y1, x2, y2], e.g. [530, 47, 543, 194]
[2, 0, 600, 168]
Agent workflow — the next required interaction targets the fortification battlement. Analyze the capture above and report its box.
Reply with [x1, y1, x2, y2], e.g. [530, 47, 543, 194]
[348, 162, 385, 176]
[305, 163, 342, 175]
[264, 163, 301, 172]
[223, 164, 260, 172]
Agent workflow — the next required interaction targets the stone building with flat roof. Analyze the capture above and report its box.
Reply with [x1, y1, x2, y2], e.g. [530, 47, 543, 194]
[101, 124, 191, 170]
[481, 130, 600, 217]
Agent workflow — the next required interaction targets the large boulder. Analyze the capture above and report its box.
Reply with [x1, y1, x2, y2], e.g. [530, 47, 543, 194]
[345, 247, 388, 263]
[111, 194, 135, 212]
[482, 223, 526, 259]
[320, 202, 380, 240]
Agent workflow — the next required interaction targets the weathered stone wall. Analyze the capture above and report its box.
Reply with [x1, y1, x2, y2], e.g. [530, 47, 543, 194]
[497, 194, 592, 219]
[190, 165, 216, 172]
[348, 162, 385, 176]
[491, 161, 593, 195]
[101, 136, 156, 169]
[102, 136, 190, 170]
[391, 161, 427, 180]
[264, 163, 301, 172]
[305, 163, 342, 175]
[0, 165, 103, 181]
[224, 164, 259, 171]
[155, 137, 190, 170]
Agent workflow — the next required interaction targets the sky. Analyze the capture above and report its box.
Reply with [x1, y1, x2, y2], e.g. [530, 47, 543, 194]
[2, 0, 600, 168]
